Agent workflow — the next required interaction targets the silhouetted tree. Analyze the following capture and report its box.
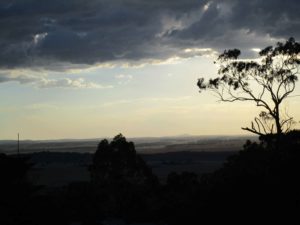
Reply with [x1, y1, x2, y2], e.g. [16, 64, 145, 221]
[90, 134, 157, 186]
[89, 134, 159, 221]
[198, 38, 300, 138]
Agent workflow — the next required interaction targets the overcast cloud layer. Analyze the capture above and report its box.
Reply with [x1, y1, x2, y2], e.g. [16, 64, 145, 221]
[1, 0, 300, 70]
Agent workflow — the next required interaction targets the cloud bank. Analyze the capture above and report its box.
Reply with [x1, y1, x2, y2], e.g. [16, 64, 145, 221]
[0, 0, 299, 71]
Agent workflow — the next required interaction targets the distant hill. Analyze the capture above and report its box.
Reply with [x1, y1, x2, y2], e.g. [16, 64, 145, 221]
[0, 135, 257, 154]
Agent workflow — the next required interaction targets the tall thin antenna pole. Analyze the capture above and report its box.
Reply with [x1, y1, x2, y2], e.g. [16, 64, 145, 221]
[17, 133, 20, 156]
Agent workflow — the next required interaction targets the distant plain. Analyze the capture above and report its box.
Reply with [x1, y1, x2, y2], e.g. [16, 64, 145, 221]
[0, 135, 258, 186]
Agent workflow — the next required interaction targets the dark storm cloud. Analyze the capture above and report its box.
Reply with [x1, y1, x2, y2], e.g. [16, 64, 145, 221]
[170, 0, 300, 50]
[0, 0, 208, 69]
[0, 0, 299, 70]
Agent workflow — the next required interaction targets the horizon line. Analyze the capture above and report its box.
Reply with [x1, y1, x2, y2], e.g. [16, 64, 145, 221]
[0, 133, 257, 142]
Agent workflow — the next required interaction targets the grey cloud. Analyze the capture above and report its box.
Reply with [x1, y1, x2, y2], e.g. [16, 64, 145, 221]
[0, 71, 111, 89]
[0, 0, 299, 70]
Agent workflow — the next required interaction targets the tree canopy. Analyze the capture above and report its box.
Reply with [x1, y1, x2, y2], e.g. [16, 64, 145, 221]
[90, 134, 156, 186]
[198, 37, 300, 137]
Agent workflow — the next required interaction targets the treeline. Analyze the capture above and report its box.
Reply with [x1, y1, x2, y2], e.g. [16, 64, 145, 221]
[1, 132, 300, 224]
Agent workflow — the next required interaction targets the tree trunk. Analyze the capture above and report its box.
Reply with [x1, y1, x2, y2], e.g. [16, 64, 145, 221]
[274, 104, 282, 147]
[274, 104, 282, 136]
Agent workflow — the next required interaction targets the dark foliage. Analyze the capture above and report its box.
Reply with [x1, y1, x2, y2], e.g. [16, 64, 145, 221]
[0, 154, 36, 225]
[197, 130, 300, 222]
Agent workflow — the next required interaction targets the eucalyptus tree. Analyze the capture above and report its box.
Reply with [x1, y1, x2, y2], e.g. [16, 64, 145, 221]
[197, 38, 300, 137]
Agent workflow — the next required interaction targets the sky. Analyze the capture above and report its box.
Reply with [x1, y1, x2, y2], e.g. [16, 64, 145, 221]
[1, 0, 300, 140]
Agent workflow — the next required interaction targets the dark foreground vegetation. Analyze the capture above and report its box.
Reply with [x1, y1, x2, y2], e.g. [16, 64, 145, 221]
[1, 131, 300, 225]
